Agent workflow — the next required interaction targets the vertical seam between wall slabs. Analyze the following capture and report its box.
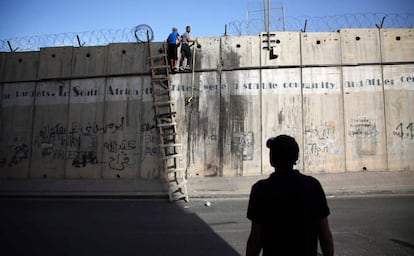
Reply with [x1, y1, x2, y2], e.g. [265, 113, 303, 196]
[101, 47, 109, 179]
[299, 32, 305, 172]
[259, 35, 263, 175]
[378, 28, 389, 171]
[28, 58, 40, 179]
[218, 36, 224, 177]
[339, 31, 347, 172]
[64, 49, 75, 178]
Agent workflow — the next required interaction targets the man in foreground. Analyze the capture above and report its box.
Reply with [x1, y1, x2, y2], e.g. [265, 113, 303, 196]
[246, 135, 334, 256]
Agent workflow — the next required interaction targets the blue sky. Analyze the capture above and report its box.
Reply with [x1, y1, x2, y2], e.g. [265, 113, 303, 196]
[0, 0, 413, 41]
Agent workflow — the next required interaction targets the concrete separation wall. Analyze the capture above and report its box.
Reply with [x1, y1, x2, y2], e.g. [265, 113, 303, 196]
[1, 28, 413, 180]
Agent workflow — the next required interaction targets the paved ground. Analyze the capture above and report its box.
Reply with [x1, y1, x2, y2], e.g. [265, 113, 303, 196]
[0, 170, 413, 198]
[1, 196, 413, 256]
[1, 170, 413, 255]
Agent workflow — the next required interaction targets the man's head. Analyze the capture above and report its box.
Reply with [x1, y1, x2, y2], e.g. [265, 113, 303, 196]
[266, 135, 299, 170]
[186, 26, 191, 32]
[172, 27, 178, 32]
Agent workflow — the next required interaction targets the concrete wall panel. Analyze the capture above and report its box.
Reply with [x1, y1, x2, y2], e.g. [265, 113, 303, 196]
[383, 64, 414, 171]
[188, 37, 220, 71]
[343, 65, 387, 171]
[72, 46, 108, 78]
[65, 78, 105, 178]
[261, 68, 303, 173]
[102, 76, 142, 179]
[0, 82, 35, 178]
[38, 47, 73, 80]
[3, 52, 39, 82]
[139, 76, 162, 179]
[301, 32, 341, 66]
[221, 70, 262, 176]
[170, 73, 191, 178]
[221, 36, 260, 69]
[107, 43, 147, 76]
[261, 32, 300, 67]
[302, 67, 345, 173]
[341, 29, 381, 65]
[174, 72, 221, 177]
[381, 29, 414, 63]
[30, 80, 70, 178]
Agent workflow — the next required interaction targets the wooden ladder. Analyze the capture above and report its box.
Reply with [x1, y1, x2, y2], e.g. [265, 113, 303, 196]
[147, 40, 189, 203]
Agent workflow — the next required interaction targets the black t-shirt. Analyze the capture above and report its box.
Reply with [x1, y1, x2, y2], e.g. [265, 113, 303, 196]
[247, 170, 330, 256]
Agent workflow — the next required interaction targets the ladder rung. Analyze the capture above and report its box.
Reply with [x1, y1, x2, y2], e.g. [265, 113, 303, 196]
[154, 95, 172, 103]
[160, 131, 177, 136]
[165, 168, 185, 174]
[152, 75, 168, 80]
[157, 122, 177, 127]
[160, 143, 182, 148]
[159, 128, 176, 133]
[155, 90, 170, 96]
[159, 127, 177, 133]
[162, 138, 178, 145]
[152, 80, 169, 87]
[157, 112, 176, 118]
[158, 118, 175, 124]
[162, 153, 182, 160]
[158, 115, 175, 121]
[166, 163, 179, 169]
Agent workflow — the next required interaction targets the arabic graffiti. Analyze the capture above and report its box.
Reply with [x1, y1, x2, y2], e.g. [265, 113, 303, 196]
[103, 140, 136, 171]
[9, 143, 29, 167]
[32, 116, 139, 171]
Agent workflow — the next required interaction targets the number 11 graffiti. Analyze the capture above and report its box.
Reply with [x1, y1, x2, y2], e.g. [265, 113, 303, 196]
[393, 122, 414, 140]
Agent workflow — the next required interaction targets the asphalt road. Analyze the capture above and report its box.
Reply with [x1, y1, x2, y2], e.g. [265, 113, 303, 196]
[0, 195, 413, 256]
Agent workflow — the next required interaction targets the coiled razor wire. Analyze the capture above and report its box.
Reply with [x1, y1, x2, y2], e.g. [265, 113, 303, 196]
[228, 13, 414, 35]
[1, 24, 154, 52]
[1, 14, 413, 52]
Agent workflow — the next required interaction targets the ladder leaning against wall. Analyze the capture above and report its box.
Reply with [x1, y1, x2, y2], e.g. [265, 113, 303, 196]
[147, 40, 189, 203]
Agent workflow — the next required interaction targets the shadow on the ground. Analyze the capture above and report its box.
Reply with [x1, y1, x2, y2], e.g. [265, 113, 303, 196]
[0, 199, 239, 256]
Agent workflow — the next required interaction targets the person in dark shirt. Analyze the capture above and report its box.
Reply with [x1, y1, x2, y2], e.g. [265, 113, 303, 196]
[179, 25, 196, 71]
[246, 135, 334, 256]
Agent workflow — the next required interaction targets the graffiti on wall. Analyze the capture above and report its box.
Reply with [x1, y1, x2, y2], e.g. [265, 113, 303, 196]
[142, 131, 160, 158]
[31, 116, 141, 171]
[393, 122, 414, 140]
[232, 131, 254, 161]
[348, 117, 379, 156]
[0, 139, 29, 168]
[304, 122, 339, 168]
[104, 139, 136, 171]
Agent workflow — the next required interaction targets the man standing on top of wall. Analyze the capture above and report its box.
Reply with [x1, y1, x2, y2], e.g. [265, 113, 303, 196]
[167, 27, 181, 72]
[179, 25, 196, 71]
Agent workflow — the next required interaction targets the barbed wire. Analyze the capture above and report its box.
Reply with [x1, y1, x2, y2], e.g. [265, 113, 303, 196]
[0, 28, 135, 52]
[228, 13, 414, 36]
[1, 13, 413, 52]
[0, 24, 154, 52]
